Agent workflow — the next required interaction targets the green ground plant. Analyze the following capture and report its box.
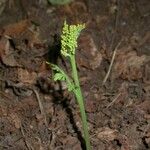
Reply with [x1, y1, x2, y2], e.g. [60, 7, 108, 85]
[48, 21, 91, 150]
[48, 0, 73, 5]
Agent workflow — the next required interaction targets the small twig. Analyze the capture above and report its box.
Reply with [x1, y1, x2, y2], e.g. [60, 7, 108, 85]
[20, 125, 34, 150]
[33, 88, 48, 126]
[102, 39, 122, 85]
[103, 0, 121, 85]
[106, 93, 121, 108]
[109, 0, 121, 51]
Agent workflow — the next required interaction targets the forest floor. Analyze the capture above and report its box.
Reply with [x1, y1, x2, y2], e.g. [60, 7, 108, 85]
[0, 0, 150, 149]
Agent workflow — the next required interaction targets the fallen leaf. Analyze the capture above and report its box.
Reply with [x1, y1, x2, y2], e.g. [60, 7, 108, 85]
[137, 100, 150, 114]
[2, 19, 41, 49]
[63, 135, 82, 150]
[97, 127, 118, 141]
[78, 34, 102, 70]
[85, 99, 97, 113]
[0, 36, 7, 59]
[8, 113, 21, 129]
[113, 48, 149, 80]
[0, 36, 20, 66]
[3, 20, 31, 38]
[17, 68, 37, 85]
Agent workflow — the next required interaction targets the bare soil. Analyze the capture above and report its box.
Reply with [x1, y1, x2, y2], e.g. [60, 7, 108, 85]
[0, 0, 150, 150]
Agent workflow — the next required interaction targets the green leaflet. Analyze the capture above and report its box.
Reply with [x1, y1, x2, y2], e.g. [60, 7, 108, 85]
[49, 63, 75, 92]
[53, 73, 65, 81]
[48, 0, 73, 5]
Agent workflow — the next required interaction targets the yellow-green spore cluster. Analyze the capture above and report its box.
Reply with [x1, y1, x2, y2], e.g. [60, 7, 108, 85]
[61, 21, 85, 57]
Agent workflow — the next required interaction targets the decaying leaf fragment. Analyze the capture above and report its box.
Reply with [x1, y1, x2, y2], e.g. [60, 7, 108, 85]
[0, 36, 20, 67]
[113, 48, 149, 80]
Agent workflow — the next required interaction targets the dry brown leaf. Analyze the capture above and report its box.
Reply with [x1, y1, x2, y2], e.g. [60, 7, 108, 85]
[2, 19, 41, 49]
[97, 127, 118, 141]
[8, 113, 21, 129]
[137, 100, 150, 114]
[113, 49, 149, 80]
[2, 53, 20, 67]
[85, 99, 97, 113]
[3, 20, 31, 38]
[0, 36, 7, 59]
[17, 68, 37, 85]
[78, 34, 102, 70]
[0, 36, 20, 66]
[62, 135, 82, 150]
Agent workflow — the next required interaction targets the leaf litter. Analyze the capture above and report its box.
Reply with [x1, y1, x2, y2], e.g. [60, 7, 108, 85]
[0, 0, 150, 149]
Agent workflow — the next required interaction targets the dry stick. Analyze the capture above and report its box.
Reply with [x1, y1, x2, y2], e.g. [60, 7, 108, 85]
[102, 40, 122, 85]
[109, 0, 120, 52]
[20, 125, 34, 150]
[102, 0, 121, 85]
[106, 93, 121, 108]
[33, 88, 48, 126]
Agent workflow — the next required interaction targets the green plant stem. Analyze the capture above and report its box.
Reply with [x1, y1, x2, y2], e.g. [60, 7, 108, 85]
[70, 55, 91, 150]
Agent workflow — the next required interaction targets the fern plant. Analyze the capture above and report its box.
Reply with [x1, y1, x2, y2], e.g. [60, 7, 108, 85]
[47, 21, 91, 150]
